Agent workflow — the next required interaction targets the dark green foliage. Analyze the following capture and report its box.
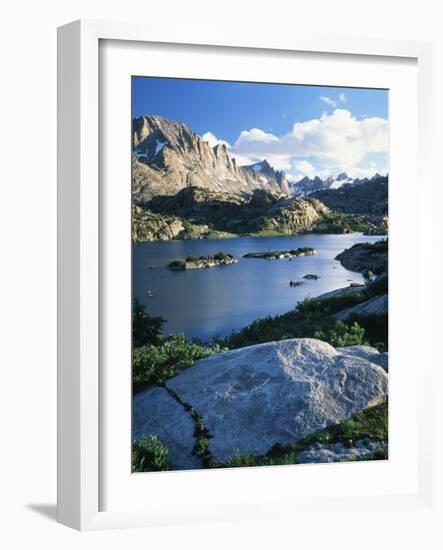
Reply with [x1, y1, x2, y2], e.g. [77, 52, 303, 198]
[191, 412, 212, 467]
[133, 334, 225, 391]
[366, 273, 388, 297]
[214, 401, 388, 468]
[314, 321, 367, 348]
[132, 299, 165, 348]
[223, 297, 370, 350]
[164, 385, 214, 467]
[132, 435, 171, 472]
[347, 313, 388, 352]
[213, 250, 229, 261]
[312, 212, 372, 234]
[167, 259, 186, 270]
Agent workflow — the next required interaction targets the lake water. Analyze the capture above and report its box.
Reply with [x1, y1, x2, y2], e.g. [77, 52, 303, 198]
[133, 234, 384, 342]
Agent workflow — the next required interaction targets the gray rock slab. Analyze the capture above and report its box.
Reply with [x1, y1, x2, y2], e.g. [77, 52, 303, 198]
[316, 285, 366, 301]
[297, 438, 386, 464]
[133, 386, 202, 470]
[167, 338, 388, 462]
[334, 294, 388, 321]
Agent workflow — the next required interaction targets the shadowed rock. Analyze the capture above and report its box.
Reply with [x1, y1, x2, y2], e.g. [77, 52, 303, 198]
[334, 294, 388, 321]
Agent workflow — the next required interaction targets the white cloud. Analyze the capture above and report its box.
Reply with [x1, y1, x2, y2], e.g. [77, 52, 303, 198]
[229, 109, 388, 174]
[201, 109, 388, 179]
[339, 93, 347, 103]
[292, 160, 316, 177]
[320, 96, 337, 108]
[201, 131, 230, 149]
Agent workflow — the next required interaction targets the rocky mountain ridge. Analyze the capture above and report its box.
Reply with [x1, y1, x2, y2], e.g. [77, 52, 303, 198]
[290, 172, 385, 198]
[310, 175, 388, 216]
[133, 115, 289, 201]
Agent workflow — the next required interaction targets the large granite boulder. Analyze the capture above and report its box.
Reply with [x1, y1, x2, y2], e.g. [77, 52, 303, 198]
[165, 338, 388, 462]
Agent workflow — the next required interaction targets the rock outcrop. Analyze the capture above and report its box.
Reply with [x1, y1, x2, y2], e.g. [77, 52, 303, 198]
[310, 175, 388, 216]
[133, 186, 330, 241]
[335, 240, 388, 275]
[334, 294, 388, 322]
[168, 252, 238, 271]
[133, 338, 388, 466]
[131, 205, 185, 241]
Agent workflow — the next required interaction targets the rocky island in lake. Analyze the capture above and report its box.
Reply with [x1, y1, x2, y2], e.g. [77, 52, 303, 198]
[243, 247, 315, 260]
[167, 251, 238, 271]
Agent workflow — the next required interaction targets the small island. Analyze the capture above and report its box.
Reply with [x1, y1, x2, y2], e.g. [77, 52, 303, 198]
[168, 251, 238, 271]
[243, 247, 315, 260]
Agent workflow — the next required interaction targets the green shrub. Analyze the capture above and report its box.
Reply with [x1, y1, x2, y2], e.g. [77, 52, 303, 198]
[213, 250, 228, 261]
[315, 321, 367, 348]
[347, 313, 388, 351]
[223, 297, 369, 350]
[133, 334, 225, 390]
[132, 435, 171, 472]
[132, 299, 165, 348]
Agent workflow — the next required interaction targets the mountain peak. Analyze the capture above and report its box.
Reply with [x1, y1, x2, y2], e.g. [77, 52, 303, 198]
[133, 116, 290, 200]
[336, 172, 349, 181]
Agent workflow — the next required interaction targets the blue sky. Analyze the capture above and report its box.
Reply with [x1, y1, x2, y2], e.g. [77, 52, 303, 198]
[132, 77, 388, 181]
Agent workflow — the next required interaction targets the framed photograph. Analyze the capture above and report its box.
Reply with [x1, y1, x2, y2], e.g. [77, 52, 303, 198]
[57, 20, 433, 530]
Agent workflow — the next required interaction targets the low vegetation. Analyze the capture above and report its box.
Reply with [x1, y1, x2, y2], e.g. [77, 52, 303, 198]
[133, 334, 225, 392]
[132, 301, 226, 393]
[222, 296, 372, 350]
[221, 276, 388, 351]
[132, 435, 172, 472]
[311, 212, 373, 234]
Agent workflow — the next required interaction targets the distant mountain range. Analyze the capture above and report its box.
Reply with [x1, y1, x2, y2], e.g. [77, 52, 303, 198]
[289, 172, 385, 198]
[132, 115, 289, 202]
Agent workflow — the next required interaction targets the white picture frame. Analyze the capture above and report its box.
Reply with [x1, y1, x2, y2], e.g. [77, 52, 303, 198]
[57, 19, 433, 531]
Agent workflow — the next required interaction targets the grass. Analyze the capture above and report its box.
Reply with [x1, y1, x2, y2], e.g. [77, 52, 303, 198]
[222, 296, 373, 350]
[133, 334, 226, 393]
[132, 435, 172, 472]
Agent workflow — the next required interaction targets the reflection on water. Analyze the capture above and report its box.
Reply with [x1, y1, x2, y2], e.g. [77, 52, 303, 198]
[133, 234, 383, 342]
